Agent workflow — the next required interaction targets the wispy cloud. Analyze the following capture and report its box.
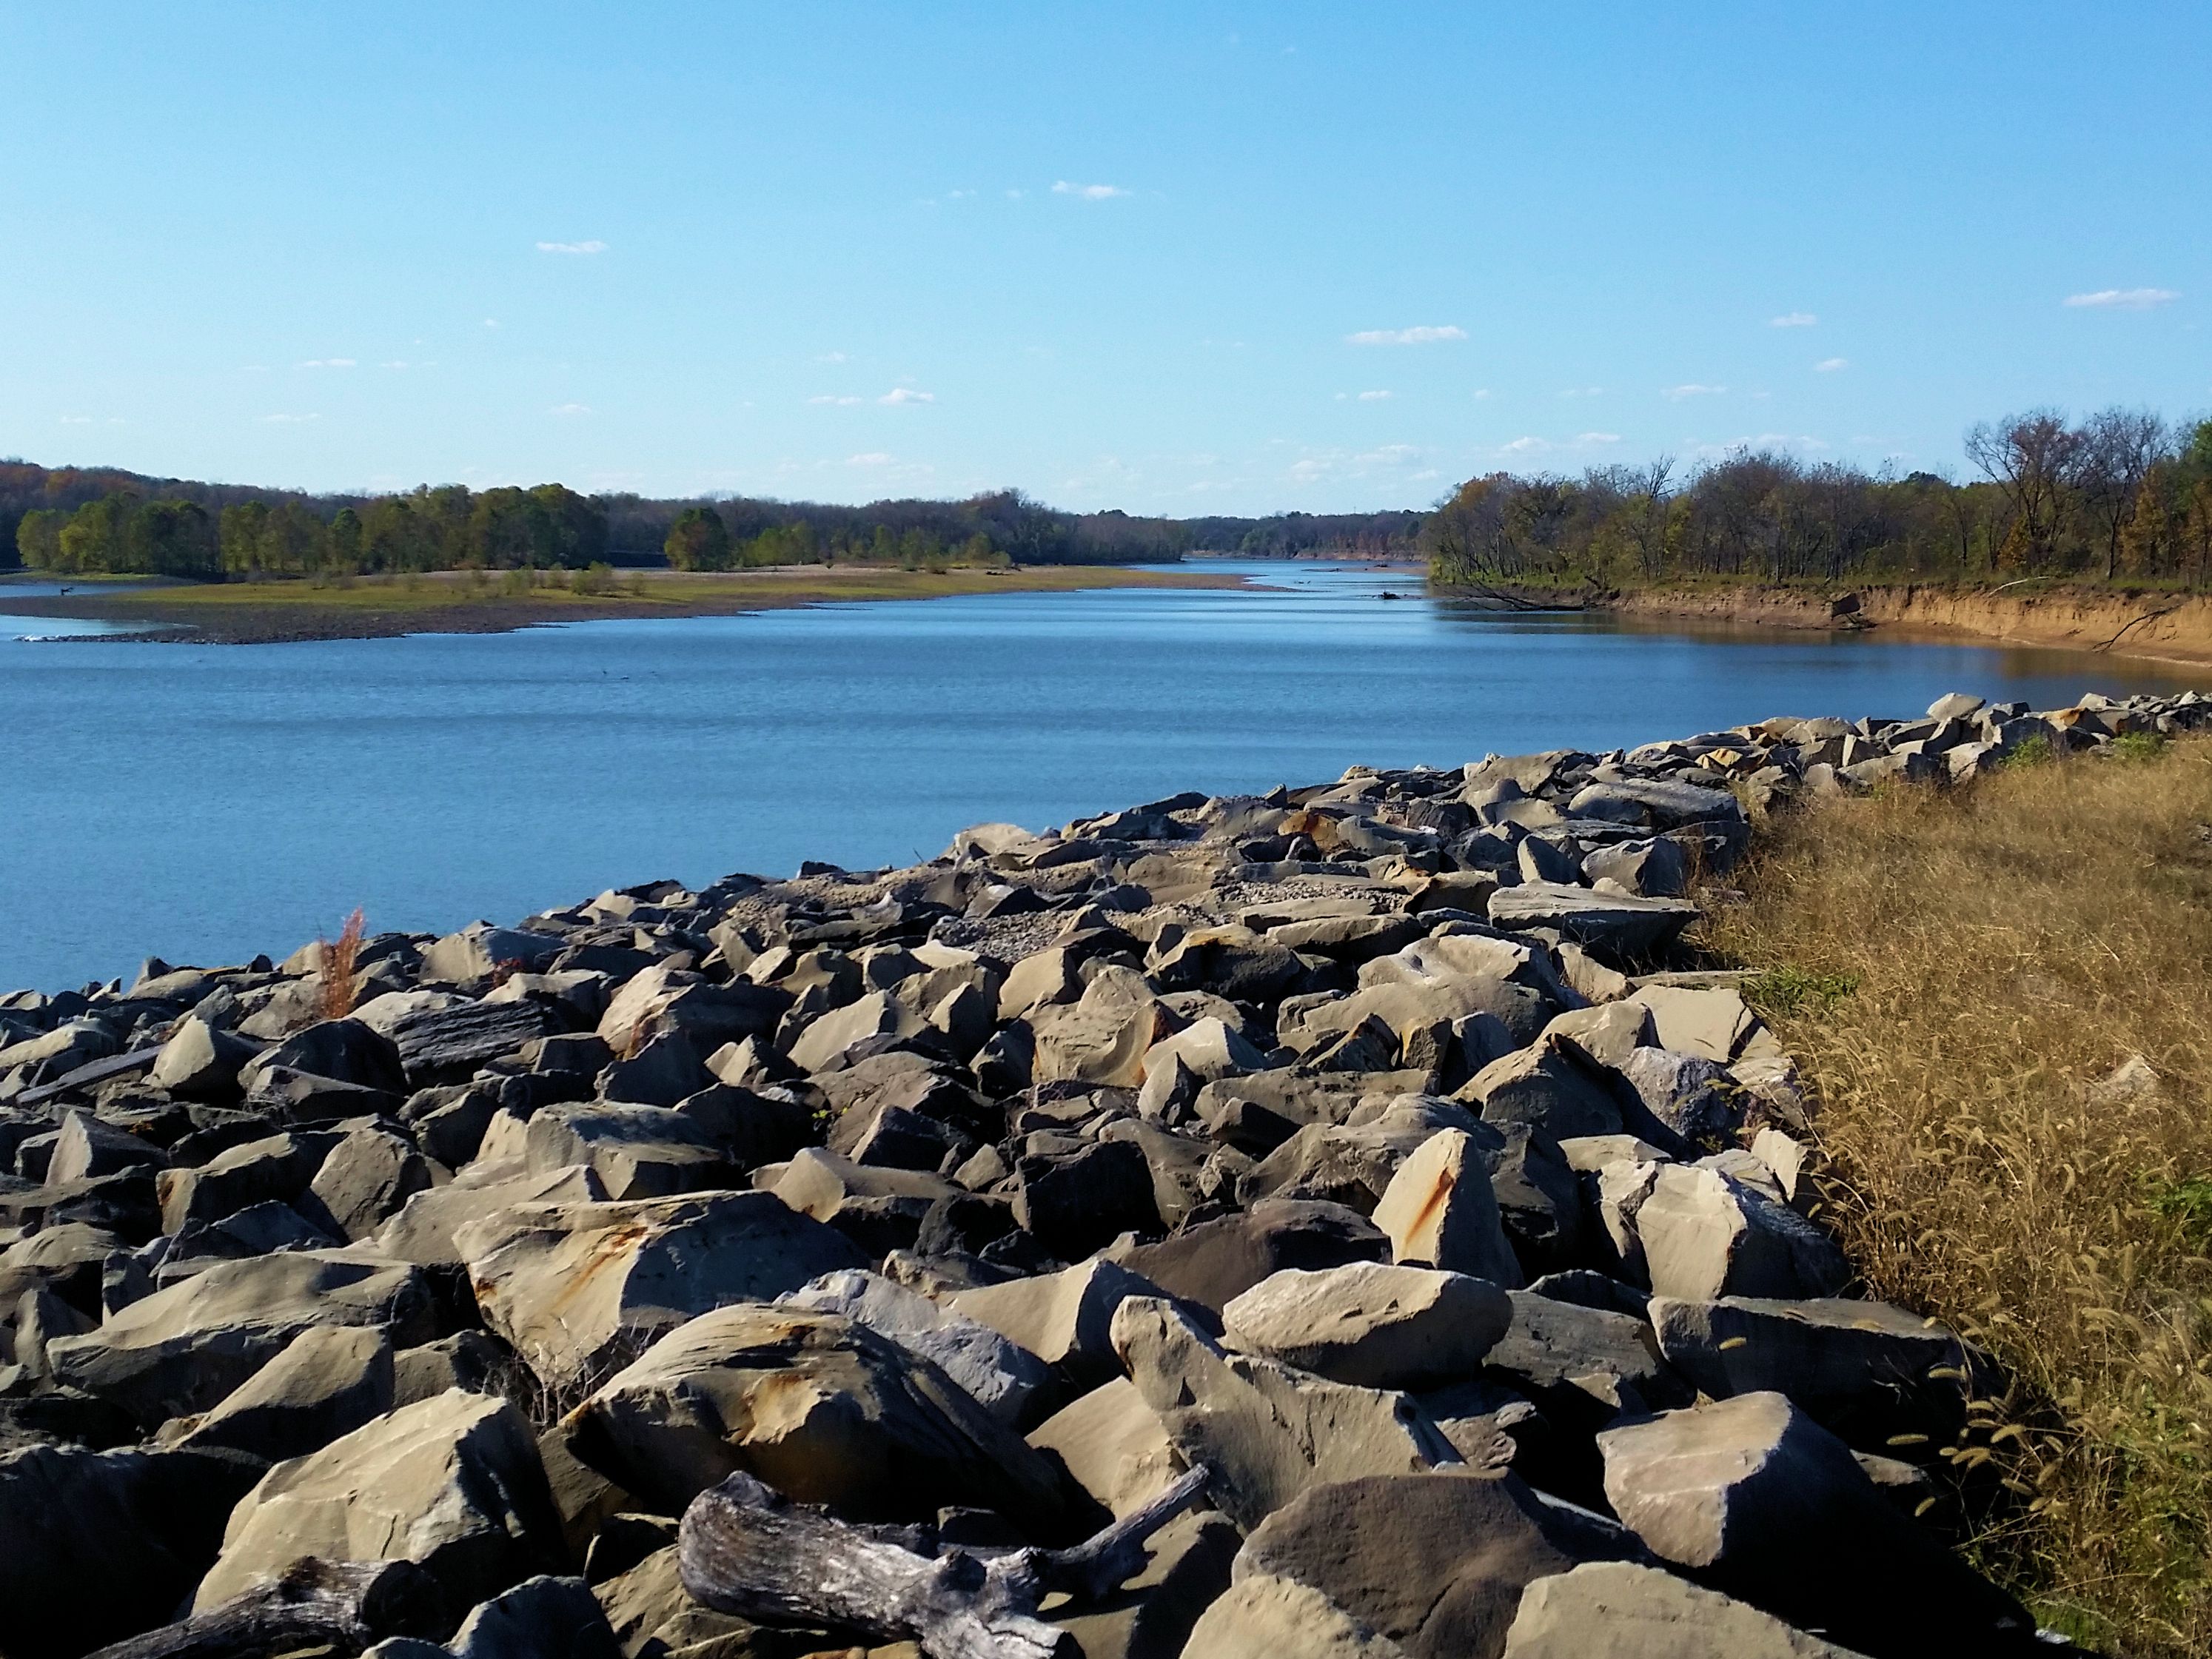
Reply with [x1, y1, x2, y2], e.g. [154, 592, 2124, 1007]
[1577, 432, 1622, 444]
[381, 361, 409, 370]
[1346, 324, 1466, 346]
[879, 387, 935, 405]
[483, 318, 500, 329]
[258, 412, 320, 423]
[550, 403, 590, 416]
[1501, 436, 1548, 454]
[1769, 312, 1817, 328]
[1814, 357, 1849, 372]
[1356, 389, 1392, 401]
[2064, 287, 2179, 309]
[1665, 383, 1727, 399]
[1052, 181, 1130, 199]
[58, 415, 93, 425]
[1558, 386, 1603, 398]
[815, 351, 849, 363]
[847, 452, 894, 466]
[536, 239, 608, 255]
[299, 358, 356, 369]
[808, 395, 863, 406]
[1472, 388, 1493, 400]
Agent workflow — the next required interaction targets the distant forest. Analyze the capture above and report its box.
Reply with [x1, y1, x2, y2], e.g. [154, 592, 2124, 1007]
[0, 461, 1422, 579]
[1425, 408, 2212, 591]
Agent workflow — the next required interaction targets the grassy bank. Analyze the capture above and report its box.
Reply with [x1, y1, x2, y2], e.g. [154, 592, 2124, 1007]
[1699, 737, 2212, 1654]
[0, 563, 1244, 643]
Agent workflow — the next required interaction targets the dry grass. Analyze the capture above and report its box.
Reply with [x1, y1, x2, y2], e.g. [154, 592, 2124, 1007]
[316, 907, 366, 1022]
[1700, 737, 2212, 1655]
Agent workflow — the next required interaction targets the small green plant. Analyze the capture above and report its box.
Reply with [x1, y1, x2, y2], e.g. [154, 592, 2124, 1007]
[1743, 964, 1860, 1017]
[2146, 1175, 2212, 1249]
[502, 566, 532, 597]
[2111, 732, 2168, 764]
[2001, 734, 2055, 770]
[569, 560, 616, 596]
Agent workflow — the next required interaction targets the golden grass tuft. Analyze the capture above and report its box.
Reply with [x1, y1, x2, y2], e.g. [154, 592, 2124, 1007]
[316, 907, 366, 1022]
[1700, 737, 2212, 1655]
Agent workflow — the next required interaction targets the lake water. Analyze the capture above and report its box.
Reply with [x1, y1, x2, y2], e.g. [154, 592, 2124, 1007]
[1, 560, 2199, 991]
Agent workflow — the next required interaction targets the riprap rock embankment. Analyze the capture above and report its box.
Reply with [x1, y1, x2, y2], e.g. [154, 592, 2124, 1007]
[4, 687, 2199, 1658]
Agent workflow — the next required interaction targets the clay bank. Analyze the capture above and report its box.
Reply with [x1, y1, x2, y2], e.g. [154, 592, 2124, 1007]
[1, 686, 2188, 1658]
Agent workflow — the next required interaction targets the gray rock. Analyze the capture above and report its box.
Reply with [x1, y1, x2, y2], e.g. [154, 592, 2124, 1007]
[239, 1016, 407, 1096]
[446, 1573, 624, 1659]
[1461, 1036, 1629, 1142]
[952, 1256, 1170, 1384]
[0, 1441, 266, 1659]
[1372, 1128, 1525, 1288]
[565, 1302, 1076, 1534]
[176, 1321, 395, 1462]
[389, 997, 560, 1087]
[1488, 883, 1699, 958]
[1222, 1262, 1512, 1390]
[778, 1267, 1054, 1427]
[1648, 1295, 1977, 1451]
[1503, 1561, 1866, 1658]
[1110, 1294, 1461, 1528]
[421, 923, 567, 985]
[456, 1191, 865, 1389]
[523, 1102, 732, 1200]
[301, 1122, 432, 1241]
[1107, 1199, 1391, 1315]
[1630, 1165, 1849, 1302]
[157, 1128, 339, 1233]
[1231, 1470, 1643, 1659]
[195, 1388, 567, 1614]
[1597, 1391, 2034, 1658]
[47, 1248, 433, 1424]
[1025, 1375, 1185, 1519]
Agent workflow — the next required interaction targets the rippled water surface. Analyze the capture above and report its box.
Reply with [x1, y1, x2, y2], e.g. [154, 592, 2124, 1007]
[1, 560, 2198, 989]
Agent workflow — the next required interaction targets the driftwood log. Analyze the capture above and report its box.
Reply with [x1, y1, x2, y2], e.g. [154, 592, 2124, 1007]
[678, 1464, 1213, 1659]
[83, 1557, 446, 1659]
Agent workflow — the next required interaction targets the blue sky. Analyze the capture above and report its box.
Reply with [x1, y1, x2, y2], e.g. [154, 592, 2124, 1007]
[3, 3, 2205, 515]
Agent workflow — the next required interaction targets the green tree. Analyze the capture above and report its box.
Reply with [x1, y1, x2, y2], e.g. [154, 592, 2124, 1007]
[219, 501, 269, 574]
[665, 506, 731, 571]
[327, 506, 363, 572]
[15, 509, 61, 570]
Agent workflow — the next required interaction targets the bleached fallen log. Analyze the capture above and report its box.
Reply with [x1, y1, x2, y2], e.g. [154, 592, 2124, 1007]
[678, 1464, 1211, 1659]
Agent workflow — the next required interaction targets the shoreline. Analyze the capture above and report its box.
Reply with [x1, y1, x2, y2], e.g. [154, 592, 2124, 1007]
[1438, 578, 2212, 674]
[0, 562, 1250, 645]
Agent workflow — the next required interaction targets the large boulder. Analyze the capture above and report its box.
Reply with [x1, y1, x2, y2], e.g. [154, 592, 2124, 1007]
[1110, 1295, 1461, 1528]
[1025, 1375, 1185, 1519]
[1371, 1129, 1525, 1288]
[1596, 1392, 2036, 1658]
[1503, 1561, 1866, 1658]
[1627, 1166, 1849, 1301]
[239, 1016, 407, 1096]
[389, 997, 560, 1087]
[563, 1303, 1078, 1536]
[458, 1191, 864, 1390]
[1229, 1471, 1643, 1659]
[522, 1103, 733, 1200]
[778, 1267, 1053, 1427]
[176, 1322, 395, 1464]
[1648, 1296, 1977, 1451]
[47, 1249, 434, 1424]
[1487, 884, 1698, 959]
[0, 1441, 266, 1659]
[194, 1389, 566, 1614]
[1221, 1262, 1512, 1391]
[953, 1256, 1170, 1384]
[156, 1128, 339, 1233]
[1107, 1199, 1391, 1315]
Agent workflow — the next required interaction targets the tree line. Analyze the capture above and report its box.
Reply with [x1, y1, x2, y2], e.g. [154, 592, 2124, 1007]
[1, 459, 1422, 578]
[1424, 408, 2212, 591]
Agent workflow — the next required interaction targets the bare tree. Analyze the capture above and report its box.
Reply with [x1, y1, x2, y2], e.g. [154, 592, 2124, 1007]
[2077, 407, 2169, 580]
[1964, 410, 2081, 570]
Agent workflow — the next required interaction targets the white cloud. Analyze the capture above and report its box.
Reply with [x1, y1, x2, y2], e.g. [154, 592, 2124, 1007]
[1005, 188, 1025, 199]
[381, 361, 409, 369]
[550, 403, 590, 416]
[1577, 432, 1622, 445]
[847, 452, 893, 466]
[808, 395, 864, 406]
[945, 189, 974, 200]
[300, 358, 356, 369]
[1814, 357, 1849, 372]
[536, 239, 608, 255]
[1356, 389, 1392, 401]
[816, 351, 849, 363]
[2064, 287, 2179, 309]
[1052, 181, 1130, 199]
[483, 318, 500, 329]
[1501, 436, 1549, 453]
[1558, 386, 1603, 398]
[1666, 383, 1727, 399]
[1770, 312, 1817, 328]
[258, 412, 321, 423]
[1346, 324, 1467, 346]
[58, 415, 92, 424]
[878, 387, 935, 405]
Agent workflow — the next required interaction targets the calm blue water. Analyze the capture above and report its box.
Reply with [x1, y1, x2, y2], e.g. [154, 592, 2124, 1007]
[1, 561, 2199, 991]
